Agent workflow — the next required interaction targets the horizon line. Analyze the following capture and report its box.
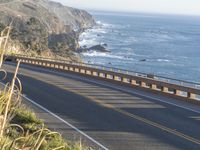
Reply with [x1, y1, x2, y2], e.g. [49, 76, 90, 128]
[70, 6, 200, 18]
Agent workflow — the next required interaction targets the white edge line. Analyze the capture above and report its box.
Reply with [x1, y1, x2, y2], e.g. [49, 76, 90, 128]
[19, 64, 200, 115]
[0, 82, 109, 150]
[23, 96, 109, 150]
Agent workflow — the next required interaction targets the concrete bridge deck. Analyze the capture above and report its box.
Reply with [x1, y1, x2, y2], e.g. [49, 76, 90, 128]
[2, 62, 200, 150]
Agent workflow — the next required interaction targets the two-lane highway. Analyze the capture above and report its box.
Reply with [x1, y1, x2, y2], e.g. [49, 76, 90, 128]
[3, 62, 200, 150]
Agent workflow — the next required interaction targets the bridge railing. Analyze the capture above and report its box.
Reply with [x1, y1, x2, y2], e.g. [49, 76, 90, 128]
[11, 54, 200, 89]
[7, 55, 200, 103]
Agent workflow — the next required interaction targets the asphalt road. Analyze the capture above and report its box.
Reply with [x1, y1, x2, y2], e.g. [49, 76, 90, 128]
[2, 62, 200, 150]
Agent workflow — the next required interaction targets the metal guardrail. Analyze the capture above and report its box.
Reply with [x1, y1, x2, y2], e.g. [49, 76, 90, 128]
[6, 55, 200, 103]
[11, 54, 200, 89]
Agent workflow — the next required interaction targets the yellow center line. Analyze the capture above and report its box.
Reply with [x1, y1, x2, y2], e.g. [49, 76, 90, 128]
[20, 71, 200, 145]
[61, 86, 200, 145]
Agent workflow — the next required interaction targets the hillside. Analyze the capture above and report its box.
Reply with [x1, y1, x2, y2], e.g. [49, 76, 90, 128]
[0, 0, 95, 60]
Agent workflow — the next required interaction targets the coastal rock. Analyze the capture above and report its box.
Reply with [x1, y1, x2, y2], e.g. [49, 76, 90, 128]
[140, 59, 147, 62]
[77, 44, 110, 53]
[102, 43, 108, 47]
[88, 45, 110, 52]
[0, 0, 95, 59]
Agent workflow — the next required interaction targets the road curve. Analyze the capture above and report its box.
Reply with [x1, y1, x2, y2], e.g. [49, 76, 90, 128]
[2, 62, 200, 150]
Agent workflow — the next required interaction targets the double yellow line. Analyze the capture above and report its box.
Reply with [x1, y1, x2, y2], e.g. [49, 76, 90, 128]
[19, 68, 200, 145]
[115, 108, 200, 145]
[61, 85, 200, 145]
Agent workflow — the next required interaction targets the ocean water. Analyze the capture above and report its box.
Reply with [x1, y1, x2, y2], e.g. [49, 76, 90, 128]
[79, 11, 200, 83]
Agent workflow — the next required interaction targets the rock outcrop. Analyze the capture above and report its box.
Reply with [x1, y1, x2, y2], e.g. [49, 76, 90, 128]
[77, 44, 110, 53]
[0, 0, 95, 59]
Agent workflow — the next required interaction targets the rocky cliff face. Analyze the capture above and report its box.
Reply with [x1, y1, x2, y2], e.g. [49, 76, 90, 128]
[0, 0, 95, 59]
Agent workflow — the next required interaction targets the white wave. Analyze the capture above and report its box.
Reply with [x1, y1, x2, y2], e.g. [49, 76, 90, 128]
[79, 38, 98, 47]
[96, 21, 102, 24]
[96, 20, 122, 29]
[157, 59, 170, 62]
[82, 51, 123, 59]
[97, 20, 111, 27]
[90, 28, 108, 34]
[79, 24, 109, 47]
[80, 32, 88, 36]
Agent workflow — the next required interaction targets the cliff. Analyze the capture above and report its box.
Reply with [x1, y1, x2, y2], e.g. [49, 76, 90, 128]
[0, 0, 95, 60]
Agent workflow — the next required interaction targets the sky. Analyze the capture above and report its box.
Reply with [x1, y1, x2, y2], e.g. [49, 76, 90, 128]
[53, 0, 200, 16]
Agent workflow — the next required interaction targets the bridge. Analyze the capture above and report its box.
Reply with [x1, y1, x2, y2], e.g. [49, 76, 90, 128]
[2, 55, 200, 150]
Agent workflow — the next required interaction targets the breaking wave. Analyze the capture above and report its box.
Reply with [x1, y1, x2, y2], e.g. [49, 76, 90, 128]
[82, 51, 123, 59]
[157, 59, 170, 62]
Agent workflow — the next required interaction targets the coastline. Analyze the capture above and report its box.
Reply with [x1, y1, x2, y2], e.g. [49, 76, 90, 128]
[78, 11, 200, 83]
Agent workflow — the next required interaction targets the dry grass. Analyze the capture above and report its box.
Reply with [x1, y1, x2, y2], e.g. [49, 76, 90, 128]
[0, 64, 89, 150]
[0, 26, 90, 150]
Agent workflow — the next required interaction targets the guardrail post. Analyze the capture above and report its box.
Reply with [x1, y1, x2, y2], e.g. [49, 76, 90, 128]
[86, 70, 90, 75]
[99, 73, 105, 78]
[174, 89, 181, 96]
[140, 81, 146, 87]
[114, 76, 118, 81]
[69, 67, 74, 71]
[81, 69, 85, 73]
[98, 72, 102, 77]
[150, 84, 157, 90]
[161, 87, 168, 93]
[59, 65, 64, 69]
[115, 76, 121, 81]
[64, 66, 69, 70]
[187, 92, 196, 99]
[108, 74, 113, 79]
[75, 68, 79, 72]
[92, 71, 96, 76]
[122, 78, 128, 83]
[131, 79, 136, 85]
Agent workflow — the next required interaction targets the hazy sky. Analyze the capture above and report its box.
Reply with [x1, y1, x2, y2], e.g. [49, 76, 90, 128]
[54, 0, 200, 16]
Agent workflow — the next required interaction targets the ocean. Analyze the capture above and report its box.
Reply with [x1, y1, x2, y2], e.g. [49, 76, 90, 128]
[79, 11, 200, 83]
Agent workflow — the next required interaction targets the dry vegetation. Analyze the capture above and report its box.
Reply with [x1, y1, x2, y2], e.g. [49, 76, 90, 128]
[0, 25, 89, 149]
